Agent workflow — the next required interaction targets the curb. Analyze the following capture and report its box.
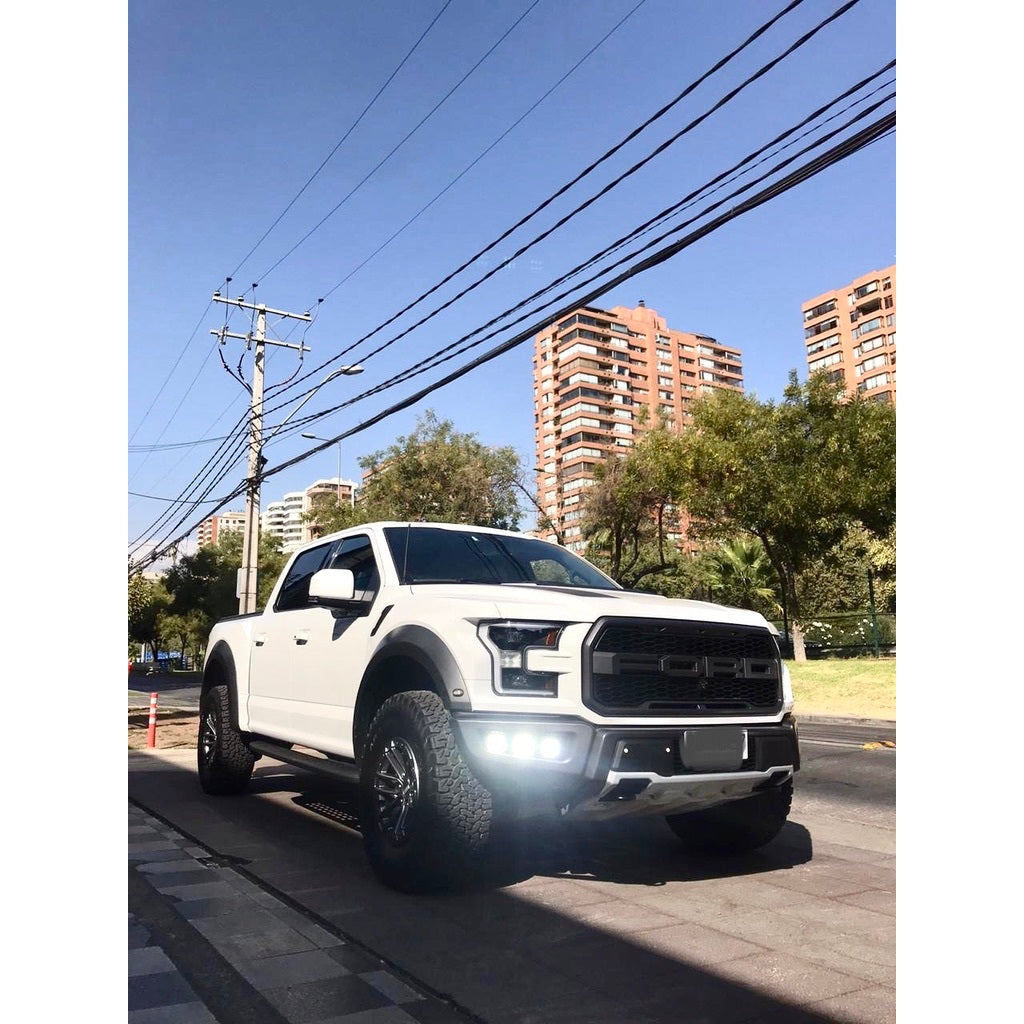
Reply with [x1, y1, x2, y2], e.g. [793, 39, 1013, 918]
[799, 714, 896, 729]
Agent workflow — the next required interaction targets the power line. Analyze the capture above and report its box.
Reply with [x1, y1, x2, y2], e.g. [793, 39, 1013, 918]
[127, 300, 214, 447]
[129, 436, 230, 453]
[128, 0, 875, 559]
[276, 113, 897, 481]
[315, 0, 652, 305]
[129, 4, 452, 467]
[129, 62, 892, 556]
[226, 0, 455, 287]
[269, 90, 897, 443]
[311, 88, 899, 412]
[127, 0, 763, 467]
[252, 0, 544, 286]
[128, 490, 224, 504]
[131, 110, 893, 570]
[225, 0, 857, 429]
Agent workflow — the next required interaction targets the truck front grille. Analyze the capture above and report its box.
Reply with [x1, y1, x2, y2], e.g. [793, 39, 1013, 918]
[582, 618, 782, 717]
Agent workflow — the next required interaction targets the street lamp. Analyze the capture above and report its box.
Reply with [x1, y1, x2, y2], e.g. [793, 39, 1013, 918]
[302, 432, 350, 506]
[267, 364, 363, 441]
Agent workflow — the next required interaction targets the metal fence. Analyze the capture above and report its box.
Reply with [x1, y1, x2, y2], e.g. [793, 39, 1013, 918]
[775, 612, 896, 659]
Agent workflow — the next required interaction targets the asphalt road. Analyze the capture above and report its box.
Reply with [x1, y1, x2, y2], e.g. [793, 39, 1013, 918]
[128, 714, 895, 1024]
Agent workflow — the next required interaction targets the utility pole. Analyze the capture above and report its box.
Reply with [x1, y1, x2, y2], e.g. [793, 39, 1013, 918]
[212, 295, 312, 614]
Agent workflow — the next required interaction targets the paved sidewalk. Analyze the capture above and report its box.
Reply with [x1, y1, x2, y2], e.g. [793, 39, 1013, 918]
[128, 802, 472, 1024]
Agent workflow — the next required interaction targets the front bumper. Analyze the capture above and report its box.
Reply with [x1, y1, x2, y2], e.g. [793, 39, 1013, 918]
[453, 712, 799, 820]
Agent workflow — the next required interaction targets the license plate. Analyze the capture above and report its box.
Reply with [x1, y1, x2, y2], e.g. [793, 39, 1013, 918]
[681, 728, 746, 771]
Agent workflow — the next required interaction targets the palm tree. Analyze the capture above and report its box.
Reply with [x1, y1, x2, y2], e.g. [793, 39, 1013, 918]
[698, 536, 781, 617]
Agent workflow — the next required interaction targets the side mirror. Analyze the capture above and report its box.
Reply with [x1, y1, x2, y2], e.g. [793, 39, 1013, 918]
[308, 568, 358, 607]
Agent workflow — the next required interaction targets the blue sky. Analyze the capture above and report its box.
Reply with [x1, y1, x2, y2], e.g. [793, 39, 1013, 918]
[127, 0, 896, 564]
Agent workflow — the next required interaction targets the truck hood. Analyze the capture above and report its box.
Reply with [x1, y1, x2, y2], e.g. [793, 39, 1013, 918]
[408, 582, 774, 631]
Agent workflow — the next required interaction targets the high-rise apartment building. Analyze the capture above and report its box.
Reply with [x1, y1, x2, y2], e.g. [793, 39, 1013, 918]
[196, 510, 246, 548]
[532, 302, 743, 552]
[261, 477, 357, 553]
[801, 265, 896, 404]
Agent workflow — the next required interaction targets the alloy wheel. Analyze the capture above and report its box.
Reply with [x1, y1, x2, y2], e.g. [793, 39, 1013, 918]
[373, 737, 420, 844]
[199, 708, 218, 763]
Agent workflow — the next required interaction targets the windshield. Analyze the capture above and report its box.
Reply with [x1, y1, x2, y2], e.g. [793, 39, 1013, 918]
[383, 527, 620, 590]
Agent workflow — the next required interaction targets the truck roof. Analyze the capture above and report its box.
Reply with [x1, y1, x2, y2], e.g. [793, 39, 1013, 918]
[295, 521, 549, 551]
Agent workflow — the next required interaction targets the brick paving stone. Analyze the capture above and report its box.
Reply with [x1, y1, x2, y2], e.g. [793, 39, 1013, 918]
[237, 949, 352, 991]
[261, 974, 391, 1022]
[129, 800, 468, 1024]
[128, 946, 177, 977]
[129, 969, 203, 1012]
[138, 862, 209, 878]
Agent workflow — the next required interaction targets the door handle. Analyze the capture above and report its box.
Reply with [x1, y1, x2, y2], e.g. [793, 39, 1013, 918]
[293, 630, 310, 645]
[254, 633, 267, 647]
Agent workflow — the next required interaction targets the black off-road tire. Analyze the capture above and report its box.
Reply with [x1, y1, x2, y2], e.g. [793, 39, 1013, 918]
[665, 779, 793, 855]
[197, 684, 255, 795]
[360, 690, 491, 893]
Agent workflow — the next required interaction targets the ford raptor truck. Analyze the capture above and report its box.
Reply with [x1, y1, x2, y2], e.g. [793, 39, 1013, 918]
[199, 521, 799, 892]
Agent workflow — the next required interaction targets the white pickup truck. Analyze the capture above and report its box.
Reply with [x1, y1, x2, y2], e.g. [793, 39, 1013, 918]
[199, 521, 799, 892]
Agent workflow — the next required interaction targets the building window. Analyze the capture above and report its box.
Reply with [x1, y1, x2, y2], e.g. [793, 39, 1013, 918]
[805, 317, 840, 339]
[852, 316, 884, 339]
[857, 353, 887, 376]
[806, 334, 841, 356]
[803, 298, 837, 321]
[853, 335, 886, 358]
[808, 351, 842, 372]
[858, 372, 890, 392]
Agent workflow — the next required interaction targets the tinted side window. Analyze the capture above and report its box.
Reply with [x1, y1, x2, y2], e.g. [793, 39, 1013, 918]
[328, 535, 380, 601]
[274, 544, 333, 612]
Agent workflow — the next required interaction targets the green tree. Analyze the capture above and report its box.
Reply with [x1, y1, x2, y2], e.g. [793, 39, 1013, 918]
[581, 425, 687, 588]
[159, 610, 208, 669]
[128, 574, 171, 663]
[309, 410, 522, 533]
[795, 524, 896, 617]
[163, 530, 287, 630]
[696, 536, 781, 618]
[676, 371, 895, 657]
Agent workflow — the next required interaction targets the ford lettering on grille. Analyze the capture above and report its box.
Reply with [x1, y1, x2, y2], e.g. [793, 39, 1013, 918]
[584, 619, 783, 716]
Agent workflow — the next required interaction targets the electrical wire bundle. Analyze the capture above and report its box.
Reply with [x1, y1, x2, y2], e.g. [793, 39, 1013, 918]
[128, 0, 894, 571]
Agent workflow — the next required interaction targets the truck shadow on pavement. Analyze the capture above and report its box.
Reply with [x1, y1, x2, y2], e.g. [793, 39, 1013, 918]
[131, 759, 870, 1024]
[251, 768, 814, 890]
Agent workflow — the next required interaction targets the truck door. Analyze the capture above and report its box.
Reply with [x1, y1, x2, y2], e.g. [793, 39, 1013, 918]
[247, 540, 335, 738]
[287, 533, 381, 756]
[252, 533, 382, 756]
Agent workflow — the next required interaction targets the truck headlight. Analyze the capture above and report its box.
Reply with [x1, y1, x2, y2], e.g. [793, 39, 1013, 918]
[479, 621, 566, 696]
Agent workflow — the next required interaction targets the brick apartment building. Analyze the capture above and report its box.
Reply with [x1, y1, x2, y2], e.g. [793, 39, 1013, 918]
[532, 302, 743, 552]
[802, 265, 896, 404]
[196, 510, 246, 548]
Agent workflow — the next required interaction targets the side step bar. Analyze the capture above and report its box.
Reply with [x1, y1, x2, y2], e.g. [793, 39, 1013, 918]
[249, 740, 360, 784]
